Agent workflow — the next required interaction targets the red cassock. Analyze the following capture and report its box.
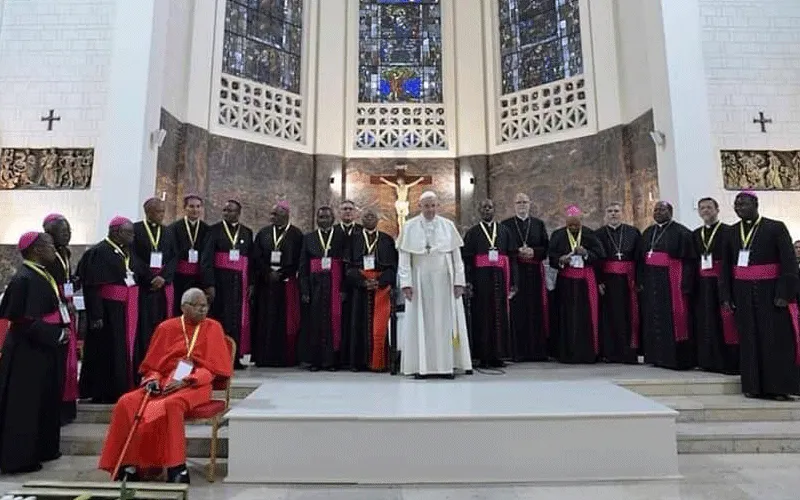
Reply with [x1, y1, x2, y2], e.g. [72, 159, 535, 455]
[98, 317, 232, 472]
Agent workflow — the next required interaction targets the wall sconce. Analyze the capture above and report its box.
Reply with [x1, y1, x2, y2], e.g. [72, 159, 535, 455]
[469, 177, 475, 185]
[649, 130, 666, 148]
[330, 177, 335, 184]
[149, 128, 167, 149]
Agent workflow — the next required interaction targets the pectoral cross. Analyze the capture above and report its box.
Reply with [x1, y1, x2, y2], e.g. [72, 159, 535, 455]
[425, 243, 431, 254]
[616, 252, 623, 260]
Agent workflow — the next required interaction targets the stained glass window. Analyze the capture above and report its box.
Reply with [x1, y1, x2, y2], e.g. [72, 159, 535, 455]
[358, 0, 443, 103]
[499, 0, 582, 95]
[222, 0, 303, 94]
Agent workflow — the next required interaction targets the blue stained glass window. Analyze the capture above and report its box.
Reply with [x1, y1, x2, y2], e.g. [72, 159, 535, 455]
[498, 0, 582, 94]
[223, 0, 303, 93]
[359, 0, 443, 103]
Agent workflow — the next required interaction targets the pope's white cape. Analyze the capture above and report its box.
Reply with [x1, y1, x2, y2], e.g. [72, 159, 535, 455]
[396, 215, 472, 375]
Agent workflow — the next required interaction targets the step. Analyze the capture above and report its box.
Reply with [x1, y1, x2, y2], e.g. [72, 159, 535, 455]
[655, 395, 800, 422]
[616, 376, 740, 396]
[60, 423, 228, 458]
[73, 402, 241, 424]
[677, 421, 800, 453]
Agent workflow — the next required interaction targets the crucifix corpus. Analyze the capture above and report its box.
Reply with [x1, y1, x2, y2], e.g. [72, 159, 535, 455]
[370, 164, 431, 232]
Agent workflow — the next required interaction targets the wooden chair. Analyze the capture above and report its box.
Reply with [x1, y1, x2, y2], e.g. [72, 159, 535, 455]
[185, 336, 236, 482]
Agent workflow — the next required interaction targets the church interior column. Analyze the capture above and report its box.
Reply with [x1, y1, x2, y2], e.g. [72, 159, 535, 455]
[643, 0, 717, 226]
[94, 0, 167, 238]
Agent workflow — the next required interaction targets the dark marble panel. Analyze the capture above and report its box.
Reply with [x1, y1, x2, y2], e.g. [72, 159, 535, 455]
[155, 109, 184, 221]
[343, 158, 458, 237]
[0, 244, 89, 290]
[489, 110, 658, 232]
[457, 155, 489, 232]
[182, 124, 211, 208]
[314, 155, 345, 215]
[623, 110, 659, 229]
[205, 136, 315, 232]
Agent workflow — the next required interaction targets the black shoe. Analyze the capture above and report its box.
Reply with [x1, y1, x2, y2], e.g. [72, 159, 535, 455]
[326, 366, 338, 372]
[234, 361, 246, 370]
[167, 464, 190, 484]
[414, 374, 427, 380]
[309, 365, 321, 372]
[41, 452, 62, 462]
[115, 465, 138, 482]
[443, 373, 455, 380]
[465, 370, 474, 375]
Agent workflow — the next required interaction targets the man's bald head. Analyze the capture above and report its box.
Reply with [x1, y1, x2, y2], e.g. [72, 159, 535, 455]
[143, 197, 165, 225]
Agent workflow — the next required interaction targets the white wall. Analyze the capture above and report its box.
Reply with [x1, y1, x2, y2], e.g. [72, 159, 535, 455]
[160, 0, 193, 122]
[699, 0, 800, 236]
[0, 0, 115, 244]
[614, 0, 652, 124]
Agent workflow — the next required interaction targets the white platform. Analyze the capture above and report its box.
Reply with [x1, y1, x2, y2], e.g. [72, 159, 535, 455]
[226, 378, 679, 484]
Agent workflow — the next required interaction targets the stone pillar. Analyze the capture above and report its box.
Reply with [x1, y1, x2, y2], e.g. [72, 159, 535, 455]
[644, 0, 717, 226]
[94, 0, 167, 237]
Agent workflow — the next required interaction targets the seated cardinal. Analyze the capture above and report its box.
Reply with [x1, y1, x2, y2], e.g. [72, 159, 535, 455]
[98, 287, 232, 483]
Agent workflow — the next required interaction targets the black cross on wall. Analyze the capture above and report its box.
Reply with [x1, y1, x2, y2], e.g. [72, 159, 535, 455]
[41, 109, 61, 131]
[753, 111, 772, 133]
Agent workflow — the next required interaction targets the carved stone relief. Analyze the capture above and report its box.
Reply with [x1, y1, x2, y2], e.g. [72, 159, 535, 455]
[0, 147, 93, 189]
[721, 149, 800, 191]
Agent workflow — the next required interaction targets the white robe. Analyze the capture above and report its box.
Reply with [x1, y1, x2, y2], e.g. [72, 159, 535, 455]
[397, 215, 472, 375]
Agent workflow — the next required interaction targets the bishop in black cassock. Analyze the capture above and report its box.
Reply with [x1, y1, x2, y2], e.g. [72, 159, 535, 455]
[202, 200, 253, 369]
[692, 197, 738, 374]
[463, 199, 517, 368]
[132, 198, 176, 377]
[0, 232, 68, 473]
[501, 193, 550, 361]
[166, 194, 209, 316]
[251, 202, 304, 367]
[346, 209, 397, 372]
[639, 201, 696, 370]
[77, 217, 146, 403]
[299, 206, 347, 371]
[335, 200, 363, 368]
[42, 214, 79, 425]
[597, 203, 642, 364]
[548, 206, 605, 364]
[720, 192, 799, 399]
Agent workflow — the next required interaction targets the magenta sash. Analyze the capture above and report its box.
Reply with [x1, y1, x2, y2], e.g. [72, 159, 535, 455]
[310, 257, 343, 351]
[645, 251, 689, 342]
[57, 284, 79, 401]
[176, 259, 200, 276]
[99, 284, 139, 386]
[734, 263, 800, 363]
[149, 266, 175, 316]
[560, 267, 600, 354]
[285, 276, 301, 364]
[603, 260, 641, 349]
[475, 254, 511, 309]
[698, 260, 739, 345]
[518, 256, 550, 337]
[213, 252, 250, 355]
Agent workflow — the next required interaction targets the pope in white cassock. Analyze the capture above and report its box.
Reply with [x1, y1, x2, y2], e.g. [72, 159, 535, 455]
[397, 191, 473, 378]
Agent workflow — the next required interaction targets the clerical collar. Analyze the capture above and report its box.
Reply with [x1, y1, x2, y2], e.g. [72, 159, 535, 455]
[319, 227, 332, 233]
[365, 228, 377, 235]
[341, 222, 353, 228]
[705, 220, 719, 228]
[656, 220, 671, 228]
[608, 223, 622, 230]
[186, 217, 199, 225]
[516, 215, 529, 221]
[147, 220, 159, 227]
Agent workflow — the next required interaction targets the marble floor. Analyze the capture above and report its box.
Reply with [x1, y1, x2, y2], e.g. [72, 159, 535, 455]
[0, 454, 799, 500]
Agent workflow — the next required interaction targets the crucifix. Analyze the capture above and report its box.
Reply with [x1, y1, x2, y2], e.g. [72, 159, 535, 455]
[752, 111, 772, 133]
[370, 163, 431, 232]
[41, 109, 61, 131]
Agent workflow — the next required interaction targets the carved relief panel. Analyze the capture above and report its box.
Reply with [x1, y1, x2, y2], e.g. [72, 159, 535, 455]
[0, 148, 93, 189]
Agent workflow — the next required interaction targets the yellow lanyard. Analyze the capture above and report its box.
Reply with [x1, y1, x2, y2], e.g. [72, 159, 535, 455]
[363, 230, 379, 254]
[23, 260, 61, 300]
[701, 221, 721, 254]
[567, 228, 582, 252]
[143, 221, 161, 251]
[340, 223, 354, 236]
[180, 315, 201, 359]
[223, 221, 240, 249]
[55, 250, 70, 278]
[184, 217, 200, 249]
[104, 237, 131, 272]
[479, 221, 498, 249]
[740, 217, 762, 249]
[273, 225, 288, 249]
[317, 229, 334, 258]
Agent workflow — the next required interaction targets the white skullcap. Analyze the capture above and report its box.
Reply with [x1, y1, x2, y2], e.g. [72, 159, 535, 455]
[419, 191, 438, 201]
